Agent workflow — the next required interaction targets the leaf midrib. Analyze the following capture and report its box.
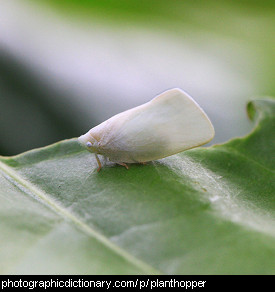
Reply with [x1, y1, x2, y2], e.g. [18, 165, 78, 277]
[0, 160, 160, 275]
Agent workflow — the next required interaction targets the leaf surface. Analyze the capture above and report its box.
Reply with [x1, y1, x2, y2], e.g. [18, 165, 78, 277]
[0, 99, 274, 274]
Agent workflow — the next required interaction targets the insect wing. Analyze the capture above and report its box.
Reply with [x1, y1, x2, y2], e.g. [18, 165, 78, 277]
[95, 89, 214, 162]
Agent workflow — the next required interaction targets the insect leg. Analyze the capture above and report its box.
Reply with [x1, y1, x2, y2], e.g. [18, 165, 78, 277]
[116, 162, 129, 170]
[95, 154, 102, 172]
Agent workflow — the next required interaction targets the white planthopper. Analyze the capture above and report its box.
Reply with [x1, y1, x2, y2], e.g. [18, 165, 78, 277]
[78, 88, 214, 171]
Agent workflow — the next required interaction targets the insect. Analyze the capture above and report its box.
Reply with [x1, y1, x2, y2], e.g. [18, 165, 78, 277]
[78, 88, 214, 172]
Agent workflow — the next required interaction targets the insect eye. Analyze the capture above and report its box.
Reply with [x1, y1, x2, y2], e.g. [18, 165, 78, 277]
[86, 142, 92, 147]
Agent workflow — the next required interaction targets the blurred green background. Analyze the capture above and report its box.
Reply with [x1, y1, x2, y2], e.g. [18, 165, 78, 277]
[0, 0, 274, 156]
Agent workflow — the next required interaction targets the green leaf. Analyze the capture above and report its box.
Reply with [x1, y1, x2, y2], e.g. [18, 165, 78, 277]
[0, 99, 274, 274]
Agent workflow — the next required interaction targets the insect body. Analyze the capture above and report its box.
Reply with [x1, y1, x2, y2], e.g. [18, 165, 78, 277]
[78, 88, 214, 171]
